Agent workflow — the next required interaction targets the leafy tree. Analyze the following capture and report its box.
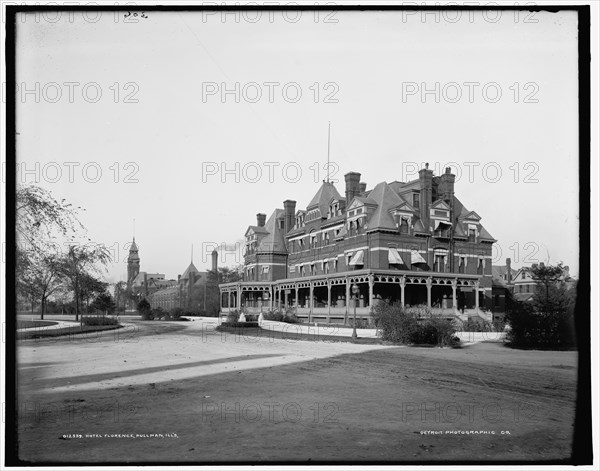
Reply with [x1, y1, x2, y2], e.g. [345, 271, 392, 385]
[506, 263, 576, 349]
[113, 281, 128, 311]
[79, 274, 109, 313]
[137, 298, 151, 313]
[16, 185, 83, 264]
[203, 266, 243, 315]
[90, 292, 116, 315]
[58, 244, 111, 321]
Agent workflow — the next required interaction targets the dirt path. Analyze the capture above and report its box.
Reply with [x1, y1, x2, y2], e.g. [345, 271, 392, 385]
[16, 321, 577, 463]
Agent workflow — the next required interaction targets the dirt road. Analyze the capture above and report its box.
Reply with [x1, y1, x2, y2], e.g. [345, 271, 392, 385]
[15, 319, 577, 463]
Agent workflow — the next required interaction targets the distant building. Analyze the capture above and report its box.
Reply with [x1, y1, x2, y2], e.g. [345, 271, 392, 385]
[125, 239, 219, 312]
[219, 165, 497, 324]
[491, 258, 517, 321]
[511, 262, 576, 302]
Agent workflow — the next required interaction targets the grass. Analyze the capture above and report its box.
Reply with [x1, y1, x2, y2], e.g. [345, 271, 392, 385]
[17, 324, 122, 340]
[16, 320, 58, 330]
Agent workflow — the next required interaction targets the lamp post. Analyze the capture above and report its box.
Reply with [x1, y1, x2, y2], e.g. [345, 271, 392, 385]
[352, 283, 359, 341]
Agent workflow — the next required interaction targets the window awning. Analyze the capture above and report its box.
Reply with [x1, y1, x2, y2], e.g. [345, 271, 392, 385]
[411, 250, 427, 265]
[434, 219, 452, 229]
[388, 247, 403, 264]
[349, 250, 365, 266]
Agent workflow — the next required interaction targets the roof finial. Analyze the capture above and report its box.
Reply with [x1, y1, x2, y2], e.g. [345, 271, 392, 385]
[326, 121, 331, 183]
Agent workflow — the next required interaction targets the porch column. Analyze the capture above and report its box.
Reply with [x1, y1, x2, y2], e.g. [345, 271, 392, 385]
[237, 286, 242, 310]
[475, 281, 480, 311]
[345, 278, 350, 324]
[294, 283, 299, 310]
[327, 281, 332, 318]
[269, 286, 273, 310]
[400, 276, 406, 307]
[309, 281, 314, 323]
[368, 274, 374, 308]
[278, 288, 282, 310]
[452, 279, 457, 308]
[426, 277, 432, 308]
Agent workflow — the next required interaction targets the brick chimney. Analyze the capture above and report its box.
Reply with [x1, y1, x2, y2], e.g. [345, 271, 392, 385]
[283, 200, 296, 234]
[344, 172, 361, 206]
[211, 249, 218, 272]
[438, 167, 456, 203]
[418, 164, 434, 230]
[506, 258, 512, 283]
[359, 182, 367, 193]
[256, 213, 266, 227]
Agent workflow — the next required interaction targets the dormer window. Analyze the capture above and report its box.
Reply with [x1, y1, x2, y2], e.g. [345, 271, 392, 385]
[413, 193, 420, 209]
[399, 218, 409, 234]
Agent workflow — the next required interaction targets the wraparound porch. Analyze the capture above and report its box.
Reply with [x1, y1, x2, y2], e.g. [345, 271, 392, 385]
[219, 269, 485, 323]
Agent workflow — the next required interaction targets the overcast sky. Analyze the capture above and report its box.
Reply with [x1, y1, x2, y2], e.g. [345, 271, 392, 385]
[14, 8, 580, 283]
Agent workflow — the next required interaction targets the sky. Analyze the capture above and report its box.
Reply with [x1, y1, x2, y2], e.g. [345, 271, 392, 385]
[13, 8, 581, 284]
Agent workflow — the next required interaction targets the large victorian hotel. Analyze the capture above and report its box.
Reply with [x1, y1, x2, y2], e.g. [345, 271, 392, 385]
[219, 165, 496, 324]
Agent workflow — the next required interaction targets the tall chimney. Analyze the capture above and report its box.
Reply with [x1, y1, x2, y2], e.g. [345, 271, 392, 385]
[344, 172, 361, 206]
[506, 258, 512, 283]
[283, 200, 296, 234]
[359, 182, 367, 193]
[211, 249, 218, 272]
[439, 167, 456, 203]
[256, 213, 266, 227]
[418, 164, 433, 230]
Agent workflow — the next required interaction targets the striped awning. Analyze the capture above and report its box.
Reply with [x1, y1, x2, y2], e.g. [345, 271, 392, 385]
[349, 250, 365, 266]
[434, 219, 452, 229]
[411, 250, 427, 265]
[388, 247, 403, 264]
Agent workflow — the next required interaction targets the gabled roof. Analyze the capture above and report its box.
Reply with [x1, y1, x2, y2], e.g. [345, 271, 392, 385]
[245, 225, 269, 237]
[462, 210, 482, 221]
[306, 181, 343, 217]
[389, 200, 416, 213]
[348, 195, 377, 209]
[257, 209, 287, 253]
[478, 224, 496, 242]
[365, 182, 407, 232]
[431, 199, 450, 210]
[181, 262, 200, 280]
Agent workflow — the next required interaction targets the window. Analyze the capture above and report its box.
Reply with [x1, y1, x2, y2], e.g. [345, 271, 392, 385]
[434, 255, 445, 273]
[333, 259, 338, 271]
[324, 261, 330, 273]
[310, 264, 316, 276]
[310, 233, 317, 248]
[521, 272, 526, 279]
[356, 219, 361, 234]
[323, 232, 330, 245]
[458, 256, 466, 274]
[413, 193, 420, 209]
[477, 258, 484, 275]
[399, 218, 409, 234]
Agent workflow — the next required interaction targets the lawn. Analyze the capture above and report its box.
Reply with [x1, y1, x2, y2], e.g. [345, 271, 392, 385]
[14, 320, 578, 464]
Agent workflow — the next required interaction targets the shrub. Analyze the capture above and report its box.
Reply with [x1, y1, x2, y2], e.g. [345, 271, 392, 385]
[372, 301, 458, 346]
[226, 310, 240, 323]
[505, 300, 576, 349]
[263, 309, 300, 324]
[151, 307, 166, 320]
[218, 321, 259, 328]
[141, 311, 154, 321]
[82, 316, 119, 326]
[460, 317, 494, 332]
[170, 307, 184, 320]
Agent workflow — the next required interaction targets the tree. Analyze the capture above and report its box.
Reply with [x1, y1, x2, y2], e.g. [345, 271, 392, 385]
[58, 244, 111, 321]
[202, 266, 243, 315]
[137, 298, 151, 316]
[79, 274, 109, 314]
[90, 292, 116, 315]
[35, 253, 65, 319]
[16, 185, 83, 265]
[506, 263, 576, 349]
[113, 281, 128, 311]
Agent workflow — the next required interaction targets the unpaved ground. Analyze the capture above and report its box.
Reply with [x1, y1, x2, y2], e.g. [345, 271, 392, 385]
[15, 319, 577, 463]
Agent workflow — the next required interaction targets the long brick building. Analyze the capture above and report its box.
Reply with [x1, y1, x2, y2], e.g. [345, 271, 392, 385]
[219, 165, 496, 324]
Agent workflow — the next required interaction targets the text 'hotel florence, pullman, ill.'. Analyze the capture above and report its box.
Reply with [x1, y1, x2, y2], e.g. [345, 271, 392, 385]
[219, 165, 497, 324]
